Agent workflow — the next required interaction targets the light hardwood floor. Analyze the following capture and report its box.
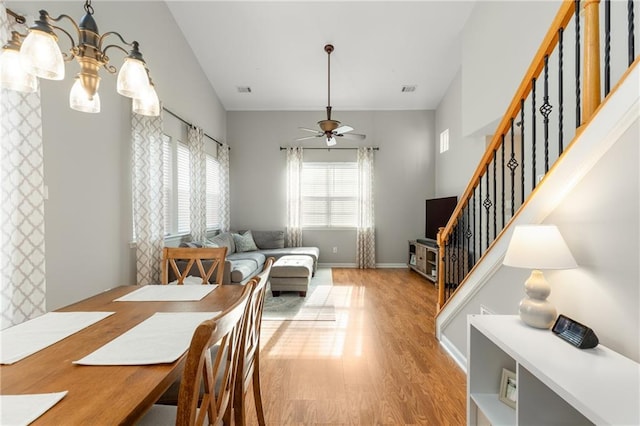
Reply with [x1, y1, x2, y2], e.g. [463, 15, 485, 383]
[244, 268, 467, 425]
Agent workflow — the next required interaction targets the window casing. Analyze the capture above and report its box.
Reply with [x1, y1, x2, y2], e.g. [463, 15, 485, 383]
[301, 162, 358, 228]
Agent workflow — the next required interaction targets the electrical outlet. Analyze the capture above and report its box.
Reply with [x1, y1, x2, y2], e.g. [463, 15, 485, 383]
[332, 246, 338, 253]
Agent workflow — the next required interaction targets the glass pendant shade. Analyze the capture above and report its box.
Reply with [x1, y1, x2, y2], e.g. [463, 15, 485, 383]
[117, 57, 149, 98]
[326, 136, 337, 147]
[19, 30, 65, 80]
[132, 83, 160, 116]
[0, 48, 38, 93]
[69, 78, 100, 113]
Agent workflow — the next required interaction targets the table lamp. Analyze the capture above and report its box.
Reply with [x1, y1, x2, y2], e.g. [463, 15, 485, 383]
[503, 224, 577, 329]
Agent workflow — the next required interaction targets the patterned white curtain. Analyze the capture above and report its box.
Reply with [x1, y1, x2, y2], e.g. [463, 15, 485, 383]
[356, 147, 376, 268]
[286, 147, 303, 247]
[218, 143, 230, 232]
[0, 3, 46, 328]
[132, 113, 165, 285]
[188, 126, 206, 242]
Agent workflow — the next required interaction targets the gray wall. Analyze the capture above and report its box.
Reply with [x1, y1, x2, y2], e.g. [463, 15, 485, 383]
[227, 110, 435, 266]
[10, 1, 226, 310]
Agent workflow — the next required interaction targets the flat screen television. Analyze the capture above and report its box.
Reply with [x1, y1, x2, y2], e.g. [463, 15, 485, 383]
[424, 196, 458, 244]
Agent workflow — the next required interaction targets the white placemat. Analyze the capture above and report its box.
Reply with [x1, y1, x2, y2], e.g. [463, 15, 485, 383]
[73, 312, 219, 365]
[0, 391, 68, 425]
[114, 284, 217, 302]
[0, 312, 115, 365]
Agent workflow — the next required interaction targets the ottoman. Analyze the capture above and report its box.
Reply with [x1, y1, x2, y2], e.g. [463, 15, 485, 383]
[270, 255, 314, 297]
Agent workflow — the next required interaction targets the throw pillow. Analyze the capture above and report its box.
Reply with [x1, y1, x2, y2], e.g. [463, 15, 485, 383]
[208, 232, 234, 253]
[233, 230, 258, 253]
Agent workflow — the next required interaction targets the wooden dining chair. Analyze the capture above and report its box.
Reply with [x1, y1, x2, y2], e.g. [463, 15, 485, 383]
[234, 257, 274, 426]
[137, 282, 251, 426]
[162, 247, 228, 285]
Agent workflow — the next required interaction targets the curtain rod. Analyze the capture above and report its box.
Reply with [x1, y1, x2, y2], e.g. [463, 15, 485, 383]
[162, 107, 224, 147]
[279, 147, 379, 151]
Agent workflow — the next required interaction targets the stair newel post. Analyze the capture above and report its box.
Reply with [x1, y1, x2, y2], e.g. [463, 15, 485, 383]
[582, 0, 602, 122]
[436, 227, 446, 311]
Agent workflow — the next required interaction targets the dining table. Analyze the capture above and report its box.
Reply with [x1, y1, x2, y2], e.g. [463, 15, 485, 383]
[0, 284, 245, 425]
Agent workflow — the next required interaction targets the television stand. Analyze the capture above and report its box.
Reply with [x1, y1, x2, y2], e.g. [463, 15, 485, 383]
[408, 240, 438, 284]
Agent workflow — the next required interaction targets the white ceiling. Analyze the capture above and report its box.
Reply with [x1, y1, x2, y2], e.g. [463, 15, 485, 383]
[166, 1, 476, 112]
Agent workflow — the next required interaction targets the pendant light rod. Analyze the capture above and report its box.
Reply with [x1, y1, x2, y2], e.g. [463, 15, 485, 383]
[325, 44, 334, 121]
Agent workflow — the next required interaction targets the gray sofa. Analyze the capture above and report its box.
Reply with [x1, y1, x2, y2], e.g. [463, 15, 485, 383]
[180, 230, 319, 285]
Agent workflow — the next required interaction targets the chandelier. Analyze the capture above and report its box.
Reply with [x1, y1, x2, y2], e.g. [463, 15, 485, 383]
[0, 1, 159, 116]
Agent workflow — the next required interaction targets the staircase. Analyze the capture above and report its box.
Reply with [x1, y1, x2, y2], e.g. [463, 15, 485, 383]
[435, 0, 640, 369]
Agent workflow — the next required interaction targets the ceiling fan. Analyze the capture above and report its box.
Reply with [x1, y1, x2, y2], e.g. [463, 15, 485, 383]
[297, 44, 366, 146]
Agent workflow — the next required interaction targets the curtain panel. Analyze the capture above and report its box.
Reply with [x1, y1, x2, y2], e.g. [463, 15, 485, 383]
[131, 113, 165, 285]
[0, 3, 47, 328]
[285, 147, 303, 247]
[188, 126, 207, 242]
[356, 147, 376, 268]
[218, 143, 230, 233]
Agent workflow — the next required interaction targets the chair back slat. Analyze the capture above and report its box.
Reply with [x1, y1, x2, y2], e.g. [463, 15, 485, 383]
[162, 247, 228, 285]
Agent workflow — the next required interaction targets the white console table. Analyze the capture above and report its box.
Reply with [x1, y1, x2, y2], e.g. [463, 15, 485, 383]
[467, 315, 640, 425]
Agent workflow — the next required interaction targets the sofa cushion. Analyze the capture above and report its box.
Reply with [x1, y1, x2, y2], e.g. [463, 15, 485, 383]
[226, 251, 265, 283]
[232, 230, 258, 252]
[208, 232, 235, 253]
[251, 230, 285, 249]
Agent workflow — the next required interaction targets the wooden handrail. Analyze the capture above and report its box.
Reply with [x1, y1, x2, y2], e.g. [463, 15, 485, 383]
[436, 0, 607, 310]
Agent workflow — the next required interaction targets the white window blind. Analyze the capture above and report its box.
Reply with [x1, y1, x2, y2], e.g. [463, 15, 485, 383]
[301, 162, 358, 228]
[176, 141, 191, 234]
[206, 154, 220, 229]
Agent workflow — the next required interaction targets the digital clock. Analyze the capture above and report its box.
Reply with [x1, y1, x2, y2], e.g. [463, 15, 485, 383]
[552, 314, 599, 349]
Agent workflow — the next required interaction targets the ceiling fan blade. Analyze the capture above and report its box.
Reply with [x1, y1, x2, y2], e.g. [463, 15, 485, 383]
[338, 132, 366, 140]
[334, 125, 353, 134]
[296, 136, 321, 141]
[299, 127, 320, 134]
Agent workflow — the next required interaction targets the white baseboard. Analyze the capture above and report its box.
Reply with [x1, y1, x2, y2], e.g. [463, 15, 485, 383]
[439, 334, 467, 374]
[317, 263, 408, 269]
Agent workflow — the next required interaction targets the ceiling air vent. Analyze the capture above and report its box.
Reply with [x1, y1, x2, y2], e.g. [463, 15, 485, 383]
[236, 86, 252, 93]
[401, 85, 417, 93]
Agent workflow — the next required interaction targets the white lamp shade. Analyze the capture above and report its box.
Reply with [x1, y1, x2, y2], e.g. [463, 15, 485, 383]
[503, 225, 577, 270]
[19, 30, 65, 80]
[132, 84, 160, 116]
[117, 57, 149, 98]
[0, 48, 38, 93]
[326, 136, 337, 146]
[69, 78, 100, 113]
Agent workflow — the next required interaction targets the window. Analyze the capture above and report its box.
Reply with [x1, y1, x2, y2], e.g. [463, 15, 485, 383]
[301, 162, 358, 228]
[440, 128, 450, 153]
[206, 154, 220, 229]
[163, 137, 191, 235]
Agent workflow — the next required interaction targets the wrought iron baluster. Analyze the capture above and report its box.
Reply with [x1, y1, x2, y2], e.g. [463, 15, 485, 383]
[501, 136, 505, 229]
[479, 180, 483, 258]
[465, 206, 472, 277]
[575, 0, 582, 127]
[630, 0, 636, 66]
[541, 55, 552, 173]
[532, 78, 537, 189]
[456, 221, 462, 288]
[484, 164, 492, 250]
[493, 149, 497, 240]
[508, 119, 518, 218]
[472, 191, 476, 266]
[605, 0, 611, 95]
[520, 101, 525, 204]
[559, 27, 565, 154]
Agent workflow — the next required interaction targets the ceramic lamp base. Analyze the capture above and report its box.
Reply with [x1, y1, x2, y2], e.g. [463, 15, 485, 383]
[519, 269, 557, 329]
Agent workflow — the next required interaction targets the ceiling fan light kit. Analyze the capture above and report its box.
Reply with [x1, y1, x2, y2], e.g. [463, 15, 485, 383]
[296, 44, 366, 146]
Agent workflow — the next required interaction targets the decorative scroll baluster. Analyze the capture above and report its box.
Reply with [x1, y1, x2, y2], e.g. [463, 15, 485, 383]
[466, 206, 472, 277]
[520, 101, 525, 204]
[508, 119, 518, 218]
[604, 0, 611, 95]
[630, 0, 636, 66]
[540, 55, 553, 173]
[457, 220, 462, 288]
[575, 0, 581, 127]
[501, 137, 505, 228]
[484, 164, 491, 249]
[493, 149, 497, 239]
[532, 78, 537, 189]
[559, 28, 565, 154]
